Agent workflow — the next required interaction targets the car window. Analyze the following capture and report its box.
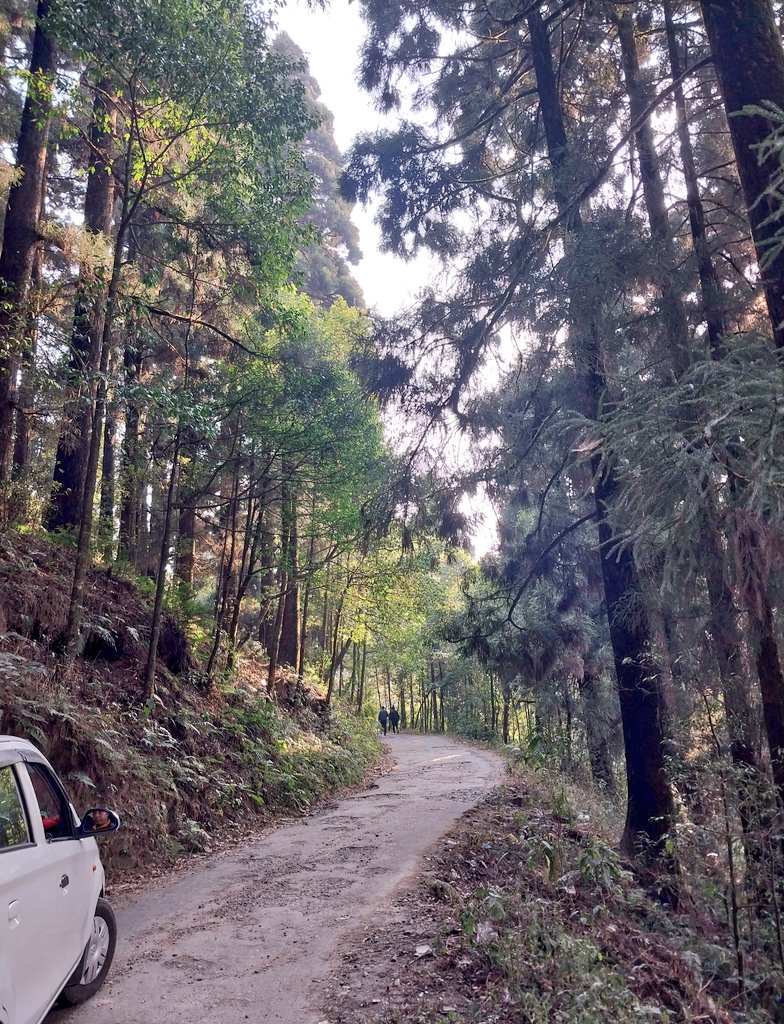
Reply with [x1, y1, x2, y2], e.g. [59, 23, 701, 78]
[0, 765, 31, 849]
[27, 762, 75, 840]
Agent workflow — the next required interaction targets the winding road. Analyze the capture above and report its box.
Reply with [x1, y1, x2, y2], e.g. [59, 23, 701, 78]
[53, 734, 503, 1024]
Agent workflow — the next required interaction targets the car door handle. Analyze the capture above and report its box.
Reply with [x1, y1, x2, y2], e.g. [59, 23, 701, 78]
[8, 901, 19, 927]
[59, 874, 69, 889]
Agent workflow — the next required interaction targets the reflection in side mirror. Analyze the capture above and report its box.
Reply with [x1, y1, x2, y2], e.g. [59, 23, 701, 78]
[79, 808, 121, 837]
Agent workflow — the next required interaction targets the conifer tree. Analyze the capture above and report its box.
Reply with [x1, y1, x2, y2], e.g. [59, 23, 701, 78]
[0, 0, 55, 484]
[699, 0, 784, 343]
[345, 0, 680, 860]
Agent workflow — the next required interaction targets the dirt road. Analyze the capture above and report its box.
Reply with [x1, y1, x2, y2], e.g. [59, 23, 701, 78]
[53, 734, 502, 1024]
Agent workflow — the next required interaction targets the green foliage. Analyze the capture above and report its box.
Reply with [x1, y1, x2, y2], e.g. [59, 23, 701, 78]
[551, 788, 575, 825]
[394, 752, 780, 1023]
[52, 0, 315, 277]
[481, 905, 667, 1024]
[576, 838, 627, 893]
[525, 833, 561, 884]
[584, 336, 784, 591]
[455, 846, 671, 1022]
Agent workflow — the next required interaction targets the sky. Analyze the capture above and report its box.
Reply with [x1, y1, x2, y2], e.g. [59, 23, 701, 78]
[276, 0, 431, 317]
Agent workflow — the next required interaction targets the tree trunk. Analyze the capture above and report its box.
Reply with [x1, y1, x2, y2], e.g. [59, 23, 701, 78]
[0, 0, 55, 485]
[663, 0, 729, 357]
[64, 288, 114, 652]
[348, 642, 358, 703]
[140, 457, 166, 578]
[226, 480, 259, 665]
[47, 83, 116, 529]
[698, 0, 784, 345]
[754, 593, 784, 802]
[207, 456, 241, 678]
[99, 380, 117, 562]
[616, 9, 692, 378]
[236, 495, 278, 655]
[11, 228, 43, 502]
[438, 664, 445, 733]
[175, 503, 196, 585]
[325, 595, 344, 703]
[63, 126, 135, 655]
[634, 3, 768, 814]
[563, 678, 574, 765]
[356, 636, 368, 712]
[529, 7, 676, 860]
[118, 345, 143, 563]
[328, 636, 354, 703]
[297, 530, 316, 679]
[593, 465, 676, 856]
[266, 573, 287, 698]
[388, 663, 397, 712]
[579, 669, 617, 796]
[702, 522, 761, 769]
[696, 0, 784, 820]
[489, 674, 497, 735]
[257, 502, 276, 656]
[398, 674, 406, 729]
[144, 434, 180, 700]
[278, 476, 299, 667]
[439, 686, 445, 733]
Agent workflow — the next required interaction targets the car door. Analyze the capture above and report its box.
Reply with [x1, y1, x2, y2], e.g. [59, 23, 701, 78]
[0, 761, 72, 1024]
[21, 762, 98, 982]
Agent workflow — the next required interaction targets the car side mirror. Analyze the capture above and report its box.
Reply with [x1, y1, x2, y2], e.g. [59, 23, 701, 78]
[78, 808, 120, 837]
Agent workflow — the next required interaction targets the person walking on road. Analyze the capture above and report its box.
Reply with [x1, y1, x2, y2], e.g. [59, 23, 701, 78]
[378, 706, 388, 736]
[389, 706, 400, 734]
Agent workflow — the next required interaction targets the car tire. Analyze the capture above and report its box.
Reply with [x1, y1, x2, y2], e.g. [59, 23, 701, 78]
[61, 897, 117, 1005]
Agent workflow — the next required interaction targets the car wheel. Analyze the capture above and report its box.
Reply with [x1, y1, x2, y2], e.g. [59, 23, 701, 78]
[61, 897, 117, 1004]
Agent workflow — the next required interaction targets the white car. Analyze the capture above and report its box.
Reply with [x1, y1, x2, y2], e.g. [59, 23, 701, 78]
[0, 736, 120, 1024]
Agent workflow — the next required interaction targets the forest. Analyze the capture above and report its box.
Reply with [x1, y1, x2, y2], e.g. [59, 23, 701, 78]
[4, 0, 784, 1013]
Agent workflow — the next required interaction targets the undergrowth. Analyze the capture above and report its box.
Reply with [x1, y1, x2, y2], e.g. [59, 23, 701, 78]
[0, 533, 379, 878]
[340, 751, 782, 1024]
[0, 662, 378, 874]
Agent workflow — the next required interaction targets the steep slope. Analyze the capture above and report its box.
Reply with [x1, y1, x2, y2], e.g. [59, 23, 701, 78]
[0, 533, 378, 876]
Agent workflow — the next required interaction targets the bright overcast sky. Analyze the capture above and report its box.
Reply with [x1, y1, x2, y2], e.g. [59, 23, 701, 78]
[276, 0, 431, 317]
